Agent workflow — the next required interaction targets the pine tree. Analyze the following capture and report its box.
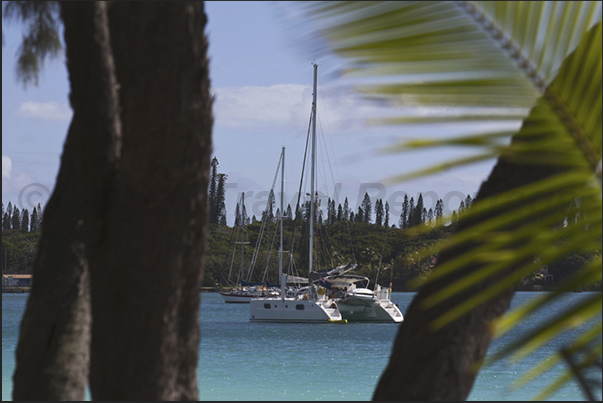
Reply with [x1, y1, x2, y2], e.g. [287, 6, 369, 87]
[356, 206, 364, 223]
[36, 203, 43, 231]
[12, 207, 21, 231]
[435, 199, 444, 224]
[451, 209, 458, 224]
[234, 204, 240, 227]
[458, 200, 465, 215]
[384, 201, 390, 227]
[286, 204, 293, 221]
[208, 157, 219, 224]
[349, 211, 354, 223]
[7, 202, 12, 230]
[267, 189, 275, 222]
[408, 197, 415, 228]
[2, 213, 10, 231]
[216, 173, 227, 226]
[343, 197, 350, 221]
[329, 199, 336, 225]
[361, 192, 372, 223]
[21, 208, 30, 231]
[427, 208, 434, 224]
[400, 195, 409, 229]
[337, 203, 343, 222]
[242, 203, 249, 226]
[464, 194, 473, 210]
[412, 194, 424, 227]
[30, 208, 38, 231]
[375, 198, 384, 226]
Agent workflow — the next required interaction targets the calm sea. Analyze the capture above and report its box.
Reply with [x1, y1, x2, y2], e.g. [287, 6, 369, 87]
[2, 292, 600, 401]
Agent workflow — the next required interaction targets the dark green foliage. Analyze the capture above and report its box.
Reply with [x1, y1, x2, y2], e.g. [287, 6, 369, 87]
[11, 207, 21, 231]
[7, 202, 13, 230]
[384, 201, 390, 227]
[1, 229, 40, 273]
[375, 198, 383, 226]
[234, 204, 241, 227]
[21, 209, 29, 232]
[208, 158, 228, 225]
[356, 206, 363, 223]
[408, 197, 415, 228]
[217, 173, 227, 226]
[35, 203, 42, 230]
[208, 157, 218, 224]
[2, 1, 62, 87]
[400, 194, 409, 229]
[3, 213, 10, 231]
[30, 208, 38, 231]
[3, 216, 597, 291]
[361, 192, 372, 223]
[343, 197, 350, 221]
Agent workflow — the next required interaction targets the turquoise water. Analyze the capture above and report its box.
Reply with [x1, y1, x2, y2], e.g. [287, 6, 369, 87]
[3, 292, 600, 400]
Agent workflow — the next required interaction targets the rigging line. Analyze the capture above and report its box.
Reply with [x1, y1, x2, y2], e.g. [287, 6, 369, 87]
[262, 212, 280, 283]
[317, 115, 338, 200]
[219, 225, 237, 285]
[315, 118, 330, 198]
[317, 73, 341, 182]
[374, 227, 390, 289]
[247, 152, 283, 282]
[227, 224, 239, 286]
[287, 109, 313, 276]
[234, 194, 246, 287]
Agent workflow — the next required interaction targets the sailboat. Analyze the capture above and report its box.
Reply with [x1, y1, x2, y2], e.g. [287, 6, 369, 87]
[219, 193, 280, 303]
[249, 64, 344, 323]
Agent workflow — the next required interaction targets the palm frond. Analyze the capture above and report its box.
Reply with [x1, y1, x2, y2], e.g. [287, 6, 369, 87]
[299, 1, 603, 399]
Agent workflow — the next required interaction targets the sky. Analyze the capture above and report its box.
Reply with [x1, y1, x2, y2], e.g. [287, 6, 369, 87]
[2, 1, 516, 226]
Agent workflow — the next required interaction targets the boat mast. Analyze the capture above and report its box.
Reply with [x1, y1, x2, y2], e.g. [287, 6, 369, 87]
[309, 62, 318, 275]
[280, 146, 285, 302]
[235, 193, 245, 288]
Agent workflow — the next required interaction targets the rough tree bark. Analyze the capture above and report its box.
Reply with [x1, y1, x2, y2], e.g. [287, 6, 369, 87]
[13, 1, 212, 401]
[13, 2, 120, 400]
[373, 143, 560, 400]
[88, 2, 212, 400]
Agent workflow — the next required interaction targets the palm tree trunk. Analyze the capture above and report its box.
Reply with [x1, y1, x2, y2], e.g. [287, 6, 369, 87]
[87, 2, 212, 400]
[374, 148, 560, 400]
[12, 2, 120, 400]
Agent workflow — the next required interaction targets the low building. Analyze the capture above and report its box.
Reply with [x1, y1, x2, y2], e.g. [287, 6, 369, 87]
[2, 274, 33, 288]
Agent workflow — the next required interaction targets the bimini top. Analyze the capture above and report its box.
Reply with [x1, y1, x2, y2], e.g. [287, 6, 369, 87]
[320, 274, 370, 289]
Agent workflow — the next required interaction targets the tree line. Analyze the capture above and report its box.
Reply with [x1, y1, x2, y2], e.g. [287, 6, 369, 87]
[232, 190, 475, 229]
[2, 202, 43, 232]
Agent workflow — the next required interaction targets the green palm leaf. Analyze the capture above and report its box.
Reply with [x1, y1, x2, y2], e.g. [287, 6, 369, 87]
[296, 1, 602, 399]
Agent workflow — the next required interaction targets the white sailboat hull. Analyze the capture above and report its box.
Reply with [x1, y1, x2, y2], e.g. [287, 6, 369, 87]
[249, 297, 342, 323]
[336, 297, 403, 323]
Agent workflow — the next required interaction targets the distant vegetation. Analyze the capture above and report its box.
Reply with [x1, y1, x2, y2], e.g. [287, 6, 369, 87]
[3, 179, 598, 292]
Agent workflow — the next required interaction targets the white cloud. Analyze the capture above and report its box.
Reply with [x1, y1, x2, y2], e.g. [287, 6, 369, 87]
[2, 156, 12, 179]
[18, 101, 73, 121]
[212, 84, 395, 135]
[213, 84, 308, 130]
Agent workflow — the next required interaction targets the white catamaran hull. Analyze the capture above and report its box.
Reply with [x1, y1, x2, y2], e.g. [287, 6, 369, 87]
[249, 297, 342, 323]
[336, 298, 403, 322]
[335, 287, 404, 323]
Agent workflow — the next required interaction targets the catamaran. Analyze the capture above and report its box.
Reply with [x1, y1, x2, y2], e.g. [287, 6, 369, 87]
[319, 264, 404, 323]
